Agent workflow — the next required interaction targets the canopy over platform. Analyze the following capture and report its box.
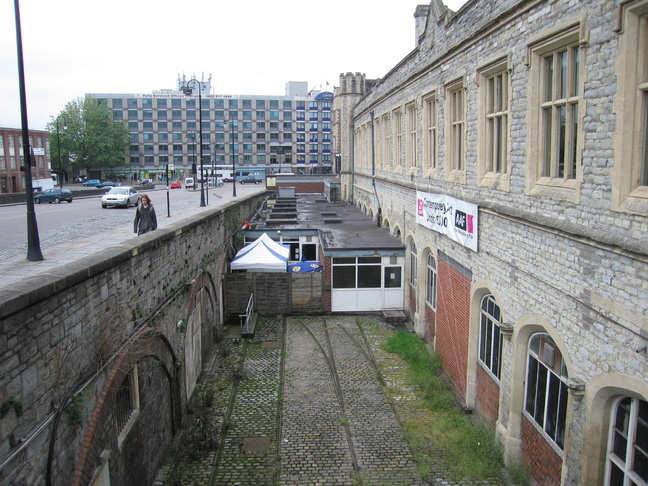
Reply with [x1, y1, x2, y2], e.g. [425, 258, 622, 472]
[231, 233, 289, 272]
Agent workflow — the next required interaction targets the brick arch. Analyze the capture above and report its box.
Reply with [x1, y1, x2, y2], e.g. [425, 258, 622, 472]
[183, 268, 220, 400]
[71, 327, 178, 486]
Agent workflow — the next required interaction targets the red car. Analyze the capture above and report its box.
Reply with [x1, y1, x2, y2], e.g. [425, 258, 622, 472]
[169, 180, 182, 189]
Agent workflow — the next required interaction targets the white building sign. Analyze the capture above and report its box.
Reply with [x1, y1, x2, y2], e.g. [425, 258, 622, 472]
[416, 191, 479, 252]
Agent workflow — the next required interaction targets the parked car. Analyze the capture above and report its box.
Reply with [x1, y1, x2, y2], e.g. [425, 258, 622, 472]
[140, 178, 152, 185]
[170, 180, 182, 189]
[101, 186, 140, 208]
[96, 181, 116, 188]
[184, 177, 196, 190]
[239, 175, 261, 184]
[82, 179, 101, 187]
[73, 177, 84, 183]
[34, 188, 73, 204]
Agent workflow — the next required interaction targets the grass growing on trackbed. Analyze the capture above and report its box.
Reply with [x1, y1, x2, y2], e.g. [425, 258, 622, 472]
[381, 330, 528, 484]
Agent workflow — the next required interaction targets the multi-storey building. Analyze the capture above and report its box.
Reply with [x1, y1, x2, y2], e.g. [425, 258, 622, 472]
[334, 0, 647, 485]
[88, 78, 334, 181]
[0, 127, 52, 193]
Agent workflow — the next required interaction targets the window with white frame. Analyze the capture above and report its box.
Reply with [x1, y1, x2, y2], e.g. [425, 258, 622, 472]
[423, 92, 438, 172]
[406, 102, 418, 170]
[611, 0, 648, 215]
[446, 79, 466, 182]
[425, 253, 437, 310]
[605, 396, 648, 485]
[409, 240, 417, 287]
[526, 20, 585, 201]
[524, 333, 569, 449]
[478, 58, 510, 190]
[478, 295, 502, 379]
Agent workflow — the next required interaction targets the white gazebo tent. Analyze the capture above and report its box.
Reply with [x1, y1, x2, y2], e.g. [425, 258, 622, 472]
[230, 233, 290, 272]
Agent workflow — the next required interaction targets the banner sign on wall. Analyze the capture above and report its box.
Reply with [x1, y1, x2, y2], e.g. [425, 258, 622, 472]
[416, 191, 479, 252]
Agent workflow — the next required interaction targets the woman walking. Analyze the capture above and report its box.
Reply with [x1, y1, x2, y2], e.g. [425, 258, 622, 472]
[134, 194, 158, 235]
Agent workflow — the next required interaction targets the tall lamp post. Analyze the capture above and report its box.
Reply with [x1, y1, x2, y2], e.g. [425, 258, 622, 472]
[55, 117, 67, 188]
[13, 0, 43, 261]
[181, 79, 206, 207]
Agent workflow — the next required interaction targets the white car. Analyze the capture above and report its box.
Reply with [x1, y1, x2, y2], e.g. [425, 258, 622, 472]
[101, 186, 140, 208]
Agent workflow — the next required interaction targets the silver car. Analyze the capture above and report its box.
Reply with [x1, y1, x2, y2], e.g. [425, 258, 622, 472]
[101, 186, 140, 208]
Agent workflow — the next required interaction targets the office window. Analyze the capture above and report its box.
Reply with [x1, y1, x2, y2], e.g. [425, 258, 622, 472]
[187, 122, 196, 130]
[309, 122, 318, 132]
[257, 144, 266, 151]
[527, 21, 585, 201]
[478, 295, 502, 379]
[257, 121, 265, 130]
[283, 100, 292, 109]
[612, 0, 648, 215]
[127, 98, 138, 107]
[393, 109, 402, 168]
[156, 99, 167, 108]
[113, 110, 123, 120]
[158, 133, 168, 141]
[525, 333, 569, 450]
[143, 110, 153, 119]
[446, 79, 466, 176]
[228, 99, 238, 108]
[172, 110, 182, 120]
[425, 253, 437, 310]
[256, 100, 265, 109]
[283, 111, 292, 120]
[112, 99, 123, 108]
[157, 110, 167, 120]
[172, 99, 182, 108]
[186, 99, 196, 108]
[270, 110, 279, 119]
[605, 397, 648, 486]
[214, 99, 224, 108]
[128, 110, 138, 120]
[128, 122, 138, 131]
[406, 102, 417, 170]
[256, 111, 265, 119]
[423, 92, 438, 172]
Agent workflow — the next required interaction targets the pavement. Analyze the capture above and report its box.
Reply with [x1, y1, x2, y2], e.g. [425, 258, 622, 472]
[0, 185, 267, 292]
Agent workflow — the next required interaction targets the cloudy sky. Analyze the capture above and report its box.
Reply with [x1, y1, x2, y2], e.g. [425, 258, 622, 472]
[1, 0, 467, 131]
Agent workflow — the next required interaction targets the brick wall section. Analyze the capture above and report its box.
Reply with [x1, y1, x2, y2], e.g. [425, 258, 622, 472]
[521, 414, 563, 486]
[435, 256, 471, 403]
[0, 194, 262, 485]
[475, 365, 500, 424]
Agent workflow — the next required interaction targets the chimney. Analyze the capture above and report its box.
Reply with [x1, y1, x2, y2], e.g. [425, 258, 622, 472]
[414, 5, 430, 45]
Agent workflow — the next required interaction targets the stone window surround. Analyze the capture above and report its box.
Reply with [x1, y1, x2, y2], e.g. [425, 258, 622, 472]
[477, 55, 512, 192]
[445, 76, 467, 185]
[393, 108, 403, 172]
[405, 99, 418, 174]
[422, 90, 439, 177]
[525, 15, 588, 204]
[611, 0, 648, 216]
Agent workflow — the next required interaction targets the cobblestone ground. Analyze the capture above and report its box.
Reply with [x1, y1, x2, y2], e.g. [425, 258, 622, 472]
[155, 315, 509, 486]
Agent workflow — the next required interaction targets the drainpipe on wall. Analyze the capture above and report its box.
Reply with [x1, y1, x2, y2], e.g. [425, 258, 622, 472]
[370, 111, 382, 227]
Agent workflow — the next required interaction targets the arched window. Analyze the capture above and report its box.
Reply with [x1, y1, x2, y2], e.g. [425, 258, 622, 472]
[478, 295, 502, 379]
[409, 240, 418, 287]
[426, 253, 437, 310]
[605, 396, 648, 485]
[524, 333, 569, 449]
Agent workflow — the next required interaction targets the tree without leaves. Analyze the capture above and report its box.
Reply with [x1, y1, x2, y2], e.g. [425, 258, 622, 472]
[48, 97, 129, 178]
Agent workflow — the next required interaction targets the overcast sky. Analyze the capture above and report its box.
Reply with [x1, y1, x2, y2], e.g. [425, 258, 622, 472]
[1, 0, 467, 131]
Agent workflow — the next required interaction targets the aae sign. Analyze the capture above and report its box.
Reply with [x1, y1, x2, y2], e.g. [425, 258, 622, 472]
[416, 191, 479, 252]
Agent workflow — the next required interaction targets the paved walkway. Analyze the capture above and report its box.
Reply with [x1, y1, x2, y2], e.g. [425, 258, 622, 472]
[0, 186, 266, 291]
[155, 316, 509, 486]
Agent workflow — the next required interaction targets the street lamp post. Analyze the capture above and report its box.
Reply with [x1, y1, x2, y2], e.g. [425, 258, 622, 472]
[55, 117, 67, 189]
[13, 0, 43, 261]
[182, 79, 206, 207]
